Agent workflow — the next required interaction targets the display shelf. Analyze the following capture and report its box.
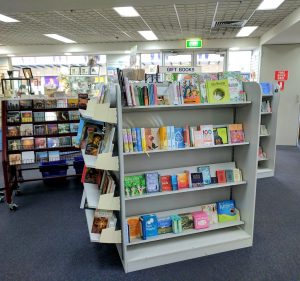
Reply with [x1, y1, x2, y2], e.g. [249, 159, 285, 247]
[98, 193, 120, 210]
[257, 168, 274, 179]
[128, 220, 244, 246]
[7, 119, 79, 126]
[258, 158, 269, 162]
[99, 228, 122, 243]
[81, 150, 119, 171]
[85, 209, 101, 243]
[83, 183, 100, 209]
[259, 134, 270, 137]
[122, 101, 252, 112]
[261, 112, 272, 115]
[125, 181, 247, 201]
[123, 142, 250, 156]
[7, 132, 78, 140]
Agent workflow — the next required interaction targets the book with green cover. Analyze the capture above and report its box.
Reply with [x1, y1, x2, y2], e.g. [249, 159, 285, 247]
[213, 127, 228, 145]
[206, 79, 230, 104]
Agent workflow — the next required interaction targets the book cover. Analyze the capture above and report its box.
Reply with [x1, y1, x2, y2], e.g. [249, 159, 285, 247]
[135, 128, 142, 152]
[177, 172, 189, 189]
[157, 216, 173, 234]
[178, 213, 194, 230]
[84, 168, 99, 184]
[20, 100, 32, 110]
[9, 153, 21, 165]
[216, 170, 226, 183]
[201, 125, 214, 146]
[174, 127, 185, 149]
[85, 132, 103, 156]
[191, 172, 203, 187]
[200, 203, 218, 224]
[47, 137, 59, 148]
[122, 129, 129, 153]
[140, 214, 158, 239]
[206, 79, 230, 104]
[229, 124, 245, 143]
[213, 127, 228, 145]
[36, 151, 48, 162]
[100, 124, 115, 154]
[171, 175, 178, 190]
[197, 166, 211, 185]
[7, 139, 20, 151]
[21, 111, 32, 123]
[45, 100, 57, 109]
[7, 100, 20, 110]
[199, 73, 218, 103]
[225, 170, 234, 183]
[145, 172, 159, 193]
[33, 112, 45, 122]
[178, 74, 201, 104]
[167, 126, 172, 149]
[260, 82, 273, 96]
[91, 210, 113, 234]
[33, 99, 45, 109]
[20, 124, 33, 136]
[21, 151, 35, 164]
[193, 130, 203, 147]
[233, 168, 242, 182]
[78, 93, 89, 110]
[46, 124, 58, 135]
[183, 125, 190, 147]
[71, 136, 77, 146]
[35, 138, 47, 149]
[68, 110, 80, 121]
[127, 128, 134, 152]
[140, 128, 147, 151]
[45, 112, 57, 122]
[189, 126, 197, 147]
[145, 128, 160, 151]
[7, 126, 20, 137]
[217, 200, 238, 222]
[67, 98, 79, 108]
[127, 217, 141, 240]
[21, 137, 34, 150]
[59, 136, 71, 147]
[56, 99, 67, 108]
[219, 71, 244, 102]
[58, 124, 70, 134]
[7, 111, 20, 123]
[34, 125, 46, 136]
[70, 123, 79, 133]
[48, 150, 60, 161]
[159, 127, 168, 150]
[56, 111, 69, 121]
[131, 128, 138, 152]
[160, 175, 172, 191]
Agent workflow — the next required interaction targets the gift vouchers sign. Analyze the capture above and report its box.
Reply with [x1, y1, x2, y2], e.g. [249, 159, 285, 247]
[275, 70, 288, 81]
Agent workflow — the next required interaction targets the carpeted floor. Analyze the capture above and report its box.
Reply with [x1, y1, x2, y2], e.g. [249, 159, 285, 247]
[0, 146, 299, 281]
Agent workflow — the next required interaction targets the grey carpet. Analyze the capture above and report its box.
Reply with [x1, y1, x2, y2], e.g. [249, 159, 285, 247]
[0, 146, 299, 281]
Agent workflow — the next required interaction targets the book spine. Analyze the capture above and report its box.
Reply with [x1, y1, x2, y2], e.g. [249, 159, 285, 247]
[154, 84, 158, 105]
[167, 126, 172, 150]
[131, 128, 138, 152]
[141, 128, 147, 151]
[184, 125, 190, 147]
[143, 86, 149, 106]
[124, 77, 133, 106]
[136, 128, 143, 152]
[130, 84, 137, 106]
[122, 129, 129, 153]
[189, 127, 195, 147]
[171, 126, 175, 149]
[159, 127, 168, 150]
[127, 128, 134, 152]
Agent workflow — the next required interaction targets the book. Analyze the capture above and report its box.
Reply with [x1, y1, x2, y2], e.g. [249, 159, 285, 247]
[47, 137, 59, 148]
[145, 128, 160, 150]
[159, 127, 168, 150]
[21, 151, 35, 164]
[197, 166, 211, 185]
[217, 200, 238, 222]
[21, 137, 34, 150]
[127, 217, 141, 240]
[20, 100, 32, 110]
[260, 125, 269, 135]
[122, 129, 129, 153]
[206, 79, 230, 104]
[145, 172, 160, 193]
[33, 112, 45, 122]
[46, 124, 58, 135]
[191, 172, 203, 187]
[127, 128, 133, 152]
[35, 137, 47, 149]
[36, 151, 48, 162]
[34, 125, 46, 136]
[100, 124, 115, 154]
[45, 112, 57, 122]
[177, 171, 189, 189]
[174, 127, 185, 149]
[228, 124, 245, 143]
[157, 216, 173, 234]
[20, 124, 33, 136]
[201, 125, 214, 146]
[33, 99, 45, 109]
[45, 100, 57, 109]
[56, 99, 67, 108]
[140, 214, 158, 239]
[213, 127, 228, 145]
[59, 136, 71, 147]
[85, 132, 103, 156]
[141, 128, 147, 151]
[7, 100, 20, 110]
[67, 98, 79, 108]
[8, 139, 21, 151]
[178, 213, 194, 230]
[91, 210, 113, 234]
[83, 168, 99, 184]
[177, 74, 201, 104]
[233, 168, 242, 182]
[70, 123, 79, 133]
[48, 150, 60, 161]
[68, 111, 80, 121]
[171, 175, 178, 190]
[135, 128, 142, 152]
[21, 111, 32, 123]
[193, 130, 203, 147]
[160, 175, 172, 191]
[7, 111, 20, 123]
[9, 153, 21, 165]
[131, 128, 138, 152]
[71, 136, 77, 146]
[260, 82, 273, 95]
[200, 203, 218, 224]
[218, 71, 244, 102]
[183, 125, 190, 147]
[78, 93, 88, 110]
[225, 170, 234, 183]
[58, 124, 70, 134]
[216, 170, 226, 184]
[7, 126, 19, 137]
[56, 111, 69, 121]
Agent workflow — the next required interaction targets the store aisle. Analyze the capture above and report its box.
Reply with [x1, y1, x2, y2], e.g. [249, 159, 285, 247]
[0, 147, 299, 281]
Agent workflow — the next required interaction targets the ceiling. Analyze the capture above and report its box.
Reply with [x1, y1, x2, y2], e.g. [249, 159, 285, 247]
[0, 0, 300, 46]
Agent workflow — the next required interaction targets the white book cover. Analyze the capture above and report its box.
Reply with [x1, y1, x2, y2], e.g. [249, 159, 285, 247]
[167, 126, 172, 149]
[45, 112, 57, 122]
[130, 84, 137, 106]
[21, 151, 35, 164]
[201, 125, 214, 146]
[124, 77, 133, 106]
[170, 126, 176, 149]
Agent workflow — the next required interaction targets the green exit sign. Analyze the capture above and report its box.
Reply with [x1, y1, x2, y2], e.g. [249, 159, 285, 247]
[186, 39, 203, 49]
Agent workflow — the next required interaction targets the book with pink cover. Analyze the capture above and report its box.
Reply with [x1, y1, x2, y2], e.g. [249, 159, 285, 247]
[229, 124, 245, 143]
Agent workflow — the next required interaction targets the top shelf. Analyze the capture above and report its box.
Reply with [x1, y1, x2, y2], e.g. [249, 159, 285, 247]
[122, 101, 252, 112]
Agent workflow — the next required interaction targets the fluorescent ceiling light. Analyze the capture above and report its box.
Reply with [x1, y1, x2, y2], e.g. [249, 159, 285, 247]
[44, 34, 76, 43]
[0, 14, 19, 22]
[138, 30, 158, 40]
[7, 54, 15, 57]
[124, 50, 130, 54]
[113, 7, 139, 17]
[236, 26, 258, 37]
[257, 0, 285, 10]
[229, 47, 240, 51]
[64, 52, 72, 56]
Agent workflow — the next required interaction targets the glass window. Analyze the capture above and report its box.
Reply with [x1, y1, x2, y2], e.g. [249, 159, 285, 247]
[141, 53, 162, 68]
[196, 53, 224, 73]
[228, 51, 252, 73]
[164, 53, 192, 66]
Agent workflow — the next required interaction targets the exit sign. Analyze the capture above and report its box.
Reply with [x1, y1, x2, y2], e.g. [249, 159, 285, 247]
[186, 39, 203, 49]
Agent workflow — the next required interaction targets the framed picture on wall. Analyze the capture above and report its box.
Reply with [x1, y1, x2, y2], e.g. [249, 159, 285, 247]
[80, 67, 90, 75]
[70, 67, 80, 75]
[22, 68, 33, 79]
[90, 66, 99, 75]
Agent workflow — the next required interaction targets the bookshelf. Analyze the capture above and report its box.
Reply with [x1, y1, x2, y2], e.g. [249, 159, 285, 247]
[257, 89, 280, 179]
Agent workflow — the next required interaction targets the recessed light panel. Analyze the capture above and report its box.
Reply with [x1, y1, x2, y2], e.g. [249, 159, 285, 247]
[236, 26, 258, 37]
[257, 0, 285, 10]
[0, 14, 19, 22]
[44, 34, 76, 43]
[113, 7, 140, 17]
[138, 31, 158, 40]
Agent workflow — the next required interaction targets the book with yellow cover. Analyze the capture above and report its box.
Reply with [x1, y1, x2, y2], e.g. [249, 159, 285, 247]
[177, 171, 189, 189]
[206, 79, 230, 104]
[159, 127, 168, 150]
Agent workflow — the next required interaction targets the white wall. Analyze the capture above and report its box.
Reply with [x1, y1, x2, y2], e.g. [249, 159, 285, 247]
[260, 44, 300, 146]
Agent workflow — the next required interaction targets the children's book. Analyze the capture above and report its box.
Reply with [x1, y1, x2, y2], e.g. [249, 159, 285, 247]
[177, 74, 201, 104]
[177, 172, 189, 189]
[200, 203, 218, 224]
[47, 137, 59, 148]
[20, 124, 33, 136]
[35, 138, 47, 149]
[225, 170, 234, 183]
[7, 100, 20, 110]
[228, 124, 245, 143]
[157, 217, 173, 234]
[36, 151, 48, 162]
[48, 150, 60, 161]
[7, 126, 20, 137]
[174, 127, 185, 149]
[127, 217, 141, 240]
[201, 125, 214, 146]
[191, 172, 203, 187]
[21, 111, 32, 123]
[33, 99, 45, 109]
[178, 213, 194, 230]
[56, 111, 69, 121]
[159, 127, 168, 150]
[122, 129, 129, 153]
[70, 123, 79, 133]
[21, 137, 34, 150]
[197, 166, 211, 185]
[8, 139, 21, 151]
[160, 175, 172, 191]
[58, 124, 70, 134]
[135, 128, 142, 152]
[131, 128, 138, 152]
[21, 151, 35, 164]
[216, 170, 226, 183]
[20, 100, 32, 110]
[33, 112, 45, 122]
[68, 110, 80, 121]
[199, 73, 218, 103]
[213, 127, 228, 145]
[145, 172, 160, 193]
[193, 130, 203, 147]
[67, 98, 79, 108]
[145, 128, 160, 150]
[217, 200, 238, 222]
[9, 153, 22, 165]
[85, 132, 103, 156]
[91, 210, 113, 234]
[46, 124, 58, 135]
[141, 128, 147, 151]
[127, 128, 133, 152]
[140, 214, 158, 239]
[233, 168, 242, 182]
[183, 125, 190, 147]
[206, 79, 230, 104]
[45, 112, 57, 122]
[7, 111, 20, 123]
[219, 71, 245, 102]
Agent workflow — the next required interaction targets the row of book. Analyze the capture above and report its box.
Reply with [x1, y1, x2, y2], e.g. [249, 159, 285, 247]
[125, 166, 243, 197]
[7, 123, 79, 137]
[7, 98, 79, 110]
[122, 124, 245, 153]
[261, 100, 272, 113]
[7, 110, 80, 123]
[258, 146, 267, 161]
[8, 136, 77, 152]
[122, 71, 246, 107]
[127, 200, 240, 241]
[91, 210, 117, 234]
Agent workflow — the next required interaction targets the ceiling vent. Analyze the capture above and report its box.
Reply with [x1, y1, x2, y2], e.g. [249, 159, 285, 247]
[211, 20, 247, 28]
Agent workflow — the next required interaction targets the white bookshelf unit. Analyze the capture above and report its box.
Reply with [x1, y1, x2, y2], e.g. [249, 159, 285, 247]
[116, 82, 262, 272]
[257, 90, 280, 179]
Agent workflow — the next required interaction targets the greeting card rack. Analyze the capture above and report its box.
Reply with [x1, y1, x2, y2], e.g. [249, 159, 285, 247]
[1, 78, 32, 97]
[1, 97, 82, 210]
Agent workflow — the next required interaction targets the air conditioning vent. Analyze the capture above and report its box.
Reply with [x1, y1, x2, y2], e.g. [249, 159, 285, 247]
[212, 20, 247, 28]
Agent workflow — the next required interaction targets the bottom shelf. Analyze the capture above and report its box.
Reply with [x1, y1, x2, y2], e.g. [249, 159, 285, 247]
[125, 227, 252, 272]
[257, 168, 274, 179]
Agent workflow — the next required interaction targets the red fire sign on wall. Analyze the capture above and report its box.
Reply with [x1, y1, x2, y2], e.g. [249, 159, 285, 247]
[275, 70, 288, 81]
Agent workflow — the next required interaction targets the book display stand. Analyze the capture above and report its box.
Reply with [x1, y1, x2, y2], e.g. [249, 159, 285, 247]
[257, 86, 280, 179]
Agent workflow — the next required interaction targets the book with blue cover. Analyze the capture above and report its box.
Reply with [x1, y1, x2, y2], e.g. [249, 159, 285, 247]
[197, 166, 211, 185]
[146, 172, 159, 193]
[174, 127, 185, 148]
[260, 82, 273, 95]
[135, 128, 142, 152]
[140, 214, 158, 240]
[217, 200, 238, 222]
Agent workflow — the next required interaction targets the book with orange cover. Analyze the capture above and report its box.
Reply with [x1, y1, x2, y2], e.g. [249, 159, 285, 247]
[177, 171, 189, 189]
[127, 217, 141, 240]
[159, 127, 168, 150]
[229, 124, 245, 143]
[183, 125, 190, 147]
